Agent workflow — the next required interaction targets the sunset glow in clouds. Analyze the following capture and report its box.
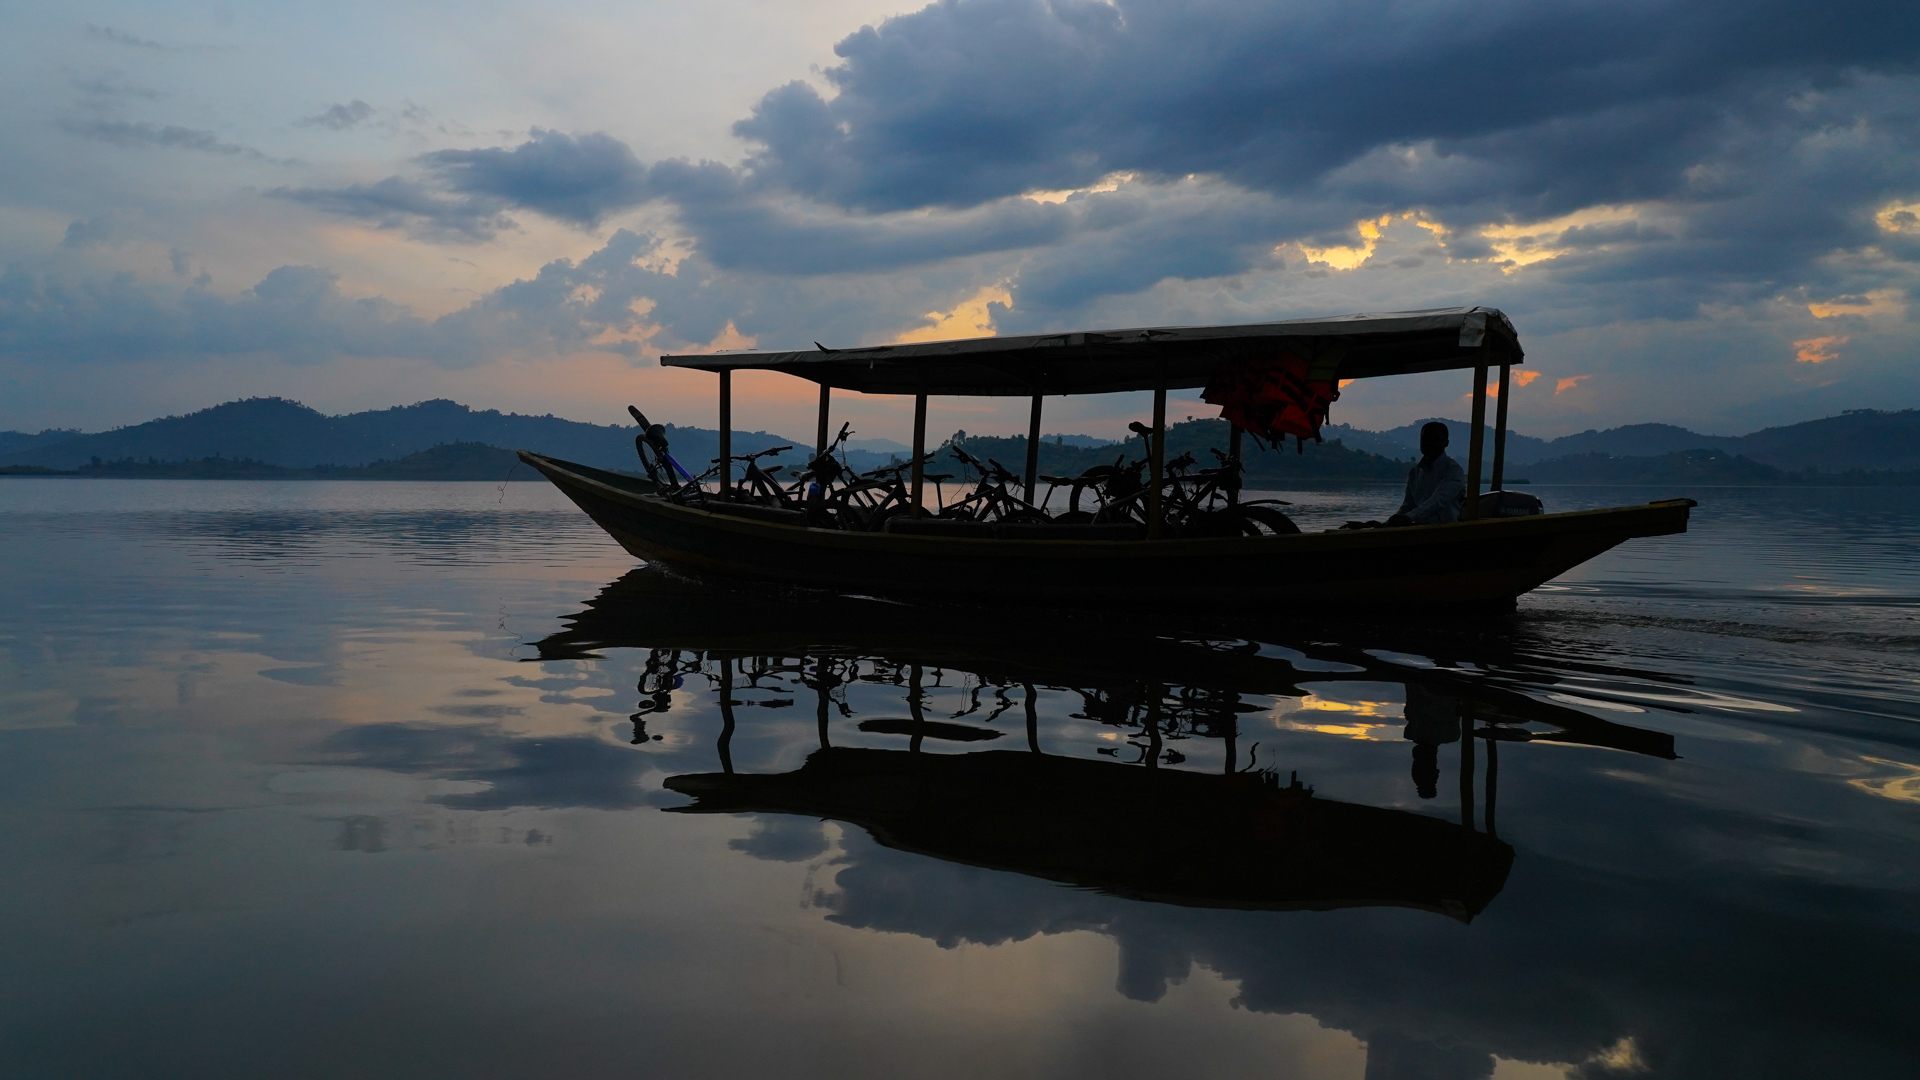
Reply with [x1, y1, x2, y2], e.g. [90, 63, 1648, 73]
[2, 1, 1918, 438]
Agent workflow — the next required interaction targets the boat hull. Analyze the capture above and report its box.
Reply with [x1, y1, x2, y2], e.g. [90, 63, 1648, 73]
[519, 451, 1692, 608]
[667, 747, 1514, 919]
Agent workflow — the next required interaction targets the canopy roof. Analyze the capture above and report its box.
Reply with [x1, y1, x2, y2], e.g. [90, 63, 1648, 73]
[660, 306, 1522, 396]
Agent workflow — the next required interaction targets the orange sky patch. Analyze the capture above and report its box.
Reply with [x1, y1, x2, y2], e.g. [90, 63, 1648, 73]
[1794, 336, 1847, 363]
[1480, 368, 1543, 397]
[1554, 375, 1590, 394]
[894, 284, 1012, 343]
[1807, 290, 1903, 319]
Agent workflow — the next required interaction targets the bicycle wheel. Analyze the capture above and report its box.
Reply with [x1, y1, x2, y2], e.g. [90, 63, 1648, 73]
[937, 491, 991, 521]
[1236, 504, 1301, 536]
[830, 480, 906, 531]
[1177, 507, 1244, 538]
[1094, 491, 1148, 526]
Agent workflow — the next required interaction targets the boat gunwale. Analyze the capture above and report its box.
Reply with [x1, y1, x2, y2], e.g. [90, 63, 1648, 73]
[518, 449, 1693, 560]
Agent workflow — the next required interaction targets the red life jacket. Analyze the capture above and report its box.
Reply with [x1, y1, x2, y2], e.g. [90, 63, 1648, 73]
[1202, 347, 1343, 451]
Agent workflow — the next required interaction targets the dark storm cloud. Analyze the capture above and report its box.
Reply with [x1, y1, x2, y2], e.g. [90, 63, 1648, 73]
[271, 0, 1919, 339]
[84, 23, 169, 51]
[996, 180, 1329, 315]
[20, 0, 1920, 417]
[698, 0, 1920, 321]
[285, 133, 1075, 273]
[0, 231, 706, 367]
[297, 100, 376, 131]
[734, 0, 1920, 216]
[64, 119, 279, 162]
[321, 723, 655, 811]
[0, 262, 433, 367]
[71, 76, 165, 103]
[728, 815, 832, 862]
[420, 128, 653, 227]
[648, 157, 1072, 274]
[818, 815, 1920, 1078]
[60, 212, 131, 249]
[270, 177, 516, 243]
[3, 222, 1027, 371]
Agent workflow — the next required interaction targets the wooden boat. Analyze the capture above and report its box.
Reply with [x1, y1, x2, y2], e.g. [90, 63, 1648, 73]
[529, 570, 1696, 919]
[666, 747, 1514, 919]
[519, 307, 1694, 608]
[533, 567, 1680, 761]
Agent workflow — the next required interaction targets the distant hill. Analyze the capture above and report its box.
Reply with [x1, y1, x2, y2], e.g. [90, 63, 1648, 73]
[5, 399, 1915, 482]
[1727, 410, 1920, 472]
[0, 428, 84, 457]
[1523, 449, 1782, 485]
[0, 443, 551, 481]
[1329, 409, 1919, 472]
[1523, 448, 1920, 485]
[0, 398, 802, 474]
[345, 443, 540, 481]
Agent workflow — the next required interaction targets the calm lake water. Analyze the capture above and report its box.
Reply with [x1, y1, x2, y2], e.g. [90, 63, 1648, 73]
[2, 479, 1916, 1079]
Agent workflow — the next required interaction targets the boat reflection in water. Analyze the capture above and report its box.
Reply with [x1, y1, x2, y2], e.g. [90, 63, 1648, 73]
[533, 568, 1679, 924]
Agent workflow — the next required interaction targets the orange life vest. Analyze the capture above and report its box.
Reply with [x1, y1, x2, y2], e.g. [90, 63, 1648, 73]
[1201, 346, 1344, 451]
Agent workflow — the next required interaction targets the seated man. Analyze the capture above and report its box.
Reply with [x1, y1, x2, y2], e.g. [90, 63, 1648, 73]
[1401, 684, 1462, 799]
[1388, 421, 1465, 526]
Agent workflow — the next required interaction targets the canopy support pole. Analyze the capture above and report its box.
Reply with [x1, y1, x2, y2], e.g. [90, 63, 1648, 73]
[815, 384, 830, 457]
[1023, 394, 1043, 506]
[1024, 683, 1040, 754]
[908, 664, 926, 754]
[1228, 423, 1244, 505]
[910, 392, 928, 516]
[1145, 691, 1163, 769]
[815, 659, 831, 751]
[1490, 364, 1510, 492]
[1464, 364, 1487, 520]
[1147, 381, 1167, 539]
[1484, 734, 1500, 840]
[717, 370, 732, 497]
[717, 658, 736, 775]
[1459, 714, 1476, 831]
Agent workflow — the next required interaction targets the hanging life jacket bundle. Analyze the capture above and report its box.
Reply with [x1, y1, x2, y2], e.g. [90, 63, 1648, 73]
[1201, 344, 1345, 453]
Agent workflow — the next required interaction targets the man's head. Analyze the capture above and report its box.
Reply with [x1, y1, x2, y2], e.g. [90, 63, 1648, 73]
[1419, 421, 1450, 460]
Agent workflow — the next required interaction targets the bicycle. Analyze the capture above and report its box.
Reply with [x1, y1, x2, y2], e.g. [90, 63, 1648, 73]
[824, 451, 938, 531]
[627, 405, 699, 491]
[940, 445, 1047, 523]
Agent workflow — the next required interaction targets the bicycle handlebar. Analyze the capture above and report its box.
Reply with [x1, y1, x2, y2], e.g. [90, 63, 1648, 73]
[861, 450, 937, 481]
[727, 445, 792, 464]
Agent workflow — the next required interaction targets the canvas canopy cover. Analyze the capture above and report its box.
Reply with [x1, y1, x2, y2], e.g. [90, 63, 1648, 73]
[660, 306, 1522, 397]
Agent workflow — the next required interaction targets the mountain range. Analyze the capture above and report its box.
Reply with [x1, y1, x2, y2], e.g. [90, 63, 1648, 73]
[0, 398, 811, 475]
[1324, 409, 1920, 472]
[3, 397, 1917, 483]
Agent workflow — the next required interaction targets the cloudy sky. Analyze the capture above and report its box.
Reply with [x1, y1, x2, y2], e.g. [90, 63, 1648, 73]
[2, 1, 1917, 440]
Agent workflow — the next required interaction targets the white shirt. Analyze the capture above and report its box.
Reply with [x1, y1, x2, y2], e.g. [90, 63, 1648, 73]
[1398, 454, 1465, 524]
